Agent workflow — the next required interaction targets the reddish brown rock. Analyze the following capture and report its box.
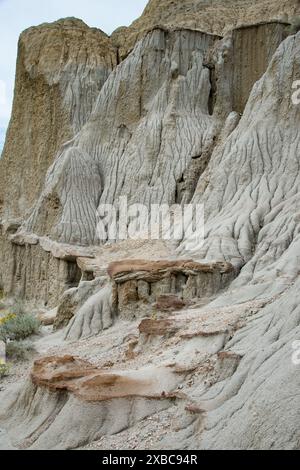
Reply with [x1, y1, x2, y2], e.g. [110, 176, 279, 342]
[108, 259, 234, 283]
[30, 355, 182, 402]
[139, 318, 181, 336]
[185, 404, 206, 415]
[155, 294, 187, 312]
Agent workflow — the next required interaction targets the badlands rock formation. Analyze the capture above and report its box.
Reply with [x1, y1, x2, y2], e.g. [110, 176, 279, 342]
[0, 18, 116, 219]
[111, 0, 297, 59]
[0, 0, 300, 451]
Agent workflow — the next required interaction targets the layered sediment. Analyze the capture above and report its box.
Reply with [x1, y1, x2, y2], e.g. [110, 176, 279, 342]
[0, 0, 300, 451]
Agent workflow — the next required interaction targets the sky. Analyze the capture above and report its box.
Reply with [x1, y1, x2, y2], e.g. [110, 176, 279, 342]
[0, 0, 148, 131]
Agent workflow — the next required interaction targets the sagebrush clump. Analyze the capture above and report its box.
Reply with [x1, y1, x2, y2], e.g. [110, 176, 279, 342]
[0, 312, 40, 343]
[5, 341, 36, 361]
[0, 363, 10, 378]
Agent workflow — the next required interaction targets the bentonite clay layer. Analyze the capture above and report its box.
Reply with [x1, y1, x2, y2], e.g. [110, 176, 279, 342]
[0, 0, 300, 452]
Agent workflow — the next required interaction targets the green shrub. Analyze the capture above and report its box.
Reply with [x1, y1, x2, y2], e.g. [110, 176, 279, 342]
[11, 300, 26, 316]
[6, 341, 36, 361]
[0, 313, 40, 342]
[0, 363, 10, 378]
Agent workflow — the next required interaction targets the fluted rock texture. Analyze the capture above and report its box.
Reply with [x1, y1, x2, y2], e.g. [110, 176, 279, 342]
[0, 0, 300, 452]
[23, 29, 218, 245]
[21, 22, 287, 246]
[111, 0, 296, 59]
[0, 18, 116, 219]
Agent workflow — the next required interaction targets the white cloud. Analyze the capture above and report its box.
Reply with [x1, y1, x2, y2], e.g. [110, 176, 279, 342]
[0, 0, 148, 128]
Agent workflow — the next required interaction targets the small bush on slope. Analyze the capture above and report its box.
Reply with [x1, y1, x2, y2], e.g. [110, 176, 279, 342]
[0, 313, 40, 342]
[0, 363, 10, 378]
[6, 341, 36, 361]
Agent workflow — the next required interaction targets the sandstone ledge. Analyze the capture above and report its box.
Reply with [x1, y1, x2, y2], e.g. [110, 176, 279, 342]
[108, 259, 234, 283]
[31, 355, 181, 402]
[9, 232, 96, 261]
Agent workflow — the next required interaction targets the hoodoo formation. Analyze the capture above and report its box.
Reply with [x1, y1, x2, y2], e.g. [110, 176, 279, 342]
[0, 0, 300, 450]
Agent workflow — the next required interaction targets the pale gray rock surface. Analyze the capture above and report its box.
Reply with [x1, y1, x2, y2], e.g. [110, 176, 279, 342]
[0, 1, 300, 451]
[24, 29, 218, 245]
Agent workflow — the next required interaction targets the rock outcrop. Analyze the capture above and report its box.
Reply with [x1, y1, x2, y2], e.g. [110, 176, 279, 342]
[111, 0, 296, 59]
[0, 18, 116, 219]
[17, 20, 287, 248]
[21, 28, 218, 246]
[0, 359, 177, 449]
[108, 259, 234, 319]
[0, 0, 300, 452]
[30, 355, 181, 402]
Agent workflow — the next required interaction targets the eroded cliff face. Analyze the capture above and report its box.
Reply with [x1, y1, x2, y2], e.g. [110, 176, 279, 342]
[0, 0, 300, 451]
[24, 29, 218, 245]
[111, 0, 297, 59]
[20, 22, 287, 247]
[0, 18, 116, 220]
